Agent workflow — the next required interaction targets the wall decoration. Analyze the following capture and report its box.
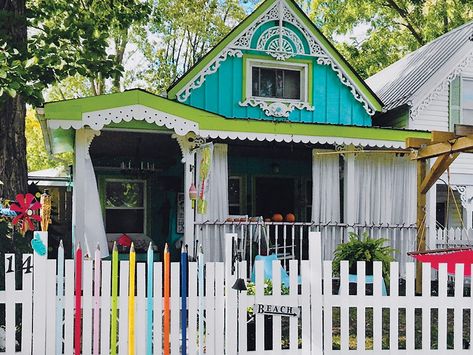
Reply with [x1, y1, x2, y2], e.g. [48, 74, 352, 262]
[239, 98, 314, 118]
[177, 192, 185, 234]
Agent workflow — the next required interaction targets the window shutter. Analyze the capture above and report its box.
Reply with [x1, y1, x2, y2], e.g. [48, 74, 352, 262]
[449, 76, 461, 131]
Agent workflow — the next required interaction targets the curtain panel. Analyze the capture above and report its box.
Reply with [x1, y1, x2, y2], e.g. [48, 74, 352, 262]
[196, 143, 229, 261]
[353, 154, 416, 225]
[312, 150, 341, 224]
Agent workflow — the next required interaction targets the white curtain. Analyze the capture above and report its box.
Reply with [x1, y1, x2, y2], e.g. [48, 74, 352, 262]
[353, 154, 416, 225]
[196, 143, 229, 261]
[83, 157, 109, 258]
[312, 150, 341, 223]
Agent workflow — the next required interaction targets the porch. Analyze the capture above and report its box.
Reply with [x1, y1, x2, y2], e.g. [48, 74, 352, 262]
[80, 127, 424, 265]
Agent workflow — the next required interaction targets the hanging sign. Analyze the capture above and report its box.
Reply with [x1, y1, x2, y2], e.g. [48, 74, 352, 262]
[254, 303, 300, 317]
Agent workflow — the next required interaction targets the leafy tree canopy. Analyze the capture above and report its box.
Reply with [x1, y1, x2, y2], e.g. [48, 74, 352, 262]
[310, 0, 473, 78]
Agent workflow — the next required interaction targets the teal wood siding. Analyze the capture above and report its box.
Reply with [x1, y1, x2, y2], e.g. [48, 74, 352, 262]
[185, 52, 371, 126]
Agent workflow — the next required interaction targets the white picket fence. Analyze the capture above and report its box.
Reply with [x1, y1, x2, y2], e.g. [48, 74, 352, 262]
[1, 232, 472, 354]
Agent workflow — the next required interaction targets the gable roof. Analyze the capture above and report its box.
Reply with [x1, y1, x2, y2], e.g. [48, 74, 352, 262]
[167, 0, 383, 113]
[366, 20, 473, 111]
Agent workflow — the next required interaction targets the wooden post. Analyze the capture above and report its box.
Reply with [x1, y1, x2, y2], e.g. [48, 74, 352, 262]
[416, 160, 427, 294]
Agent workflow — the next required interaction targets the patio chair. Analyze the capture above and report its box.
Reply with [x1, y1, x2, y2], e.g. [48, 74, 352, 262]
[250, 253, 301, 287]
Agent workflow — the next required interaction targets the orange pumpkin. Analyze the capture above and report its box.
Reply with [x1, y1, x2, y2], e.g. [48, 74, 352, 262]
[285, 213, 296, 223]
[272, 213, 284, 222]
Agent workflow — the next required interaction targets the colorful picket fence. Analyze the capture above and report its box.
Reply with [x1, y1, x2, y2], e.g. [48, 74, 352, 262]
[1, 232, 473, 354]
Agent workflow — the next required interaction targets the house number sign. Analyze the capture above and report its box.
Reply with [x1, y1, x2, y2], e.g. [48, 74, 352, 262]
[254, 304, 300, 317]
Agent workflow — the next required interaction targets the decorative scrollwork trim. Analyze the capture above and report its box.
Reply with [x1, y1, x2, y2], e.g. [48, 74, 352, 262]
[317, 58, 375, 116]
[410, 50, 473, 120]
[239, 98, 314, 118]
[176, 49, 243, 102]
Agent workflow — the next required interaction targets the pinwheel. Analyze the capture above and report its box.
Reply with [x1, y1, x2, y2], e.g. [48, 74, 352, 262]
[10, 193, 42, 235]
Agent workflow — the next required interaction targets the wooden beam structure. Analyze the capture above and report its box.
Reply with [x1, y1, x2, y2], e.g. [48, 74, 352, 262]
[431, 130, 456, 143]
[405, 137, 430, 149]
[414, 135, 473, 160]
[405, 127, 473, 294]
[416, 160, 427, 294]
[420, 153, 459, 194]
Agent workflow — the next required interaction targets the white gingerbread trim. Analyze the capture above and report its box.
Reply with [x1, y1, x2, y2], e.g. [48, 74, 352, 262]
[317, 58, 375, 116]
[47, 104, 199, 136]
[256, 26, 305, 60]
[198, 129, 405, 148]
[174, 0, 376, 115]
[176, 49, 243, 102]
[410, 49, 473, 120]
[239, 98, 314, 118]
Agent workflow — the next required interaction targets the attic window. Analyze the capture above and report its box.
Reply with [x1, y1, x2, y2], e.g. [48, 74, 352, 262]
[247, 59, 308, 102]
[252, 67, 301, 99]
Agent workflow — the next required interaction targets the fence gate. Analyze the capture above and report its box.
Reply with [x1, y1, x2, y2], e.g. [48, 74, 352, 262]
[223, 233, 322, 354]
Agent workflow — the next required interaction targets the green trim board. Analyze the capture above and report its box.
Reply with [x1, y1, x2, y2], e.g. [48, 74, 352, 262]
[167, 0, 382, 112]
[42, 89, 430, 155]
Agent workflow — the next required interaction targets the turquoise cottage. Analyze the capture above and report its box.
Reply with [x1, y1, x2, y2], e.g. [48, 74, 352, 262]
[39, 0, 430, 263]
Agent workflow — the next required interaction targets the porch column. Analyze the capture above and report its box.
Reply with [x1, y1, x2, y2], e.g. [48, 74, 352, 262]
[72, 128, 100, 256]
[174, 133, 197, 251]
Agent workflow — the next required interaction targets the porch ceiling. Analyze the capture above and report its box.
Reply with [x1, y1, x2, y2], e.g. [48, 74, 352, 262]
[40, 89, 431, 154]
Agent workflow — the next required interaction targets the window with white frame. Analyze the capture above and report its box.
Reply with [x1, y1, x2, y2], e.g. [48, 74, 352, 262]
[247, 59, 308, 102]
[105, 180, 146, 234]
[462, 78, 473, 125]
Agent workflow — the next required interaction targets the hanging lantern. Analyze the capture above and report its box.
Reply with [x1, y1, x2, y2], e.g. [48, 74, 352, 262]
[188, 183, 197, 209]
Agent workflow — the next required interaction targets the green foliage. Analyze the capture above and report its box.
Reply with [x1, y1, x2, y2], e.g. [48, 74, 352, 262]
[0, 216, 32, 254]
[134, 0, 247, 95]
[246, 278, 290, 296]
[332, 232, 395, 277]
[310, 0, 473, 77]
[25, 108, 72, 172]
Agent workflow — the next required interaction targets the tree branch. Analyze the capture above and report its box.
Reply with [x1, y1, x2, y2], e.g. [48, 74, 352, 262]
[384, 0, 424, 45]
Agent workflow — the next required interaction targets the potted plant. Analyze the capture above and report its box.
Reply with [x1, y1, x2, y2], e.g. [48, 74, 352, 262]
[333, 232, 395, 277]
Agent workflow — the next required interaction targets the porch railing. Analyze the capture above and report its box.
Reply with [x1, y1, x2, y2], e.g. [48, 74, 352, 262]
[435, 227, 473, 249]
[194, 221, 418, 276]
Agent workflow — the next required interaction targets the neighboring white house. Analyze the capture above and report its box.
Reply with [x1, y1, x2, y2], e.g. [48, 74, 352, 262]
[366, 21, 473, 243]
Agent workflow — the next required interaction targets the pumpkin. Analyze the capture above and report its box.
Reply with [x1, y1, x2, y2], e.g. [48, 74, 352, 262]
[272, 213, 284, 222]
[264, 218, 271, 222]
[285, 213, 296, 223]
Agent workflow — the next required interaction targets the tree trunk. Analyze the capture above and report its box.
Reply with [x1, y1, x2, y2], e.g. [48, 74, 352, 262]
[0, 95, 27, 198]
[0, 0, 28, 199]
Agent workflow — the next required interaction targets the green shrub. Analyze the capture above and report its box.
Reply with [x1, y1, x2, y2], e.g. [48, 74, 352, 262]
[333, 232, 395, 277]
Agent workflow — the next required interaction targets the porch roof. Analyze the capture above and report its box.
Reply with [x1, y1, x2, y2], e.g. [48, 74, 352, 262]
[40, 89, 431, 154]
